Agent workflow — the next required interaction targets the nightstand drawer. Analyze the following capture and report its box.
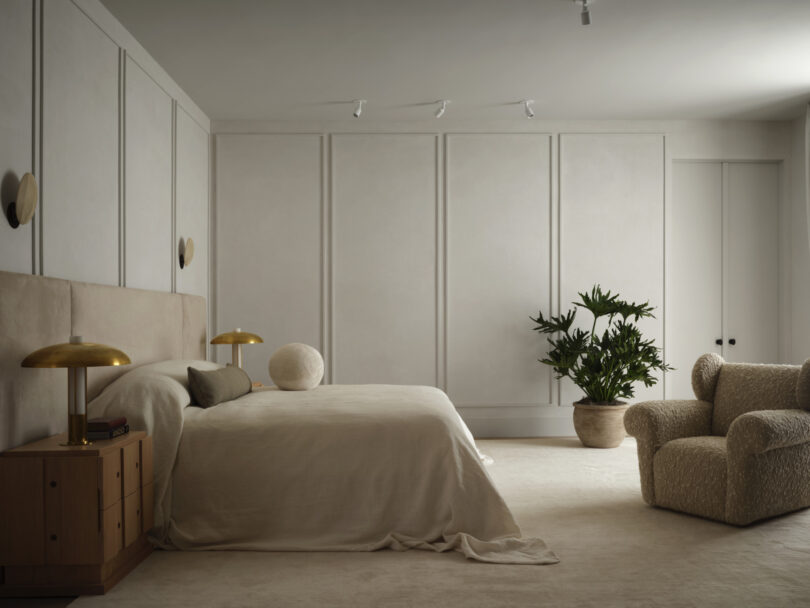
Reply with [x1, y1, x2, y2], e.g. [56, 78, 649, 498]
[1, 431, 152, 596]
[44, 457, 100, 565]
[100, 451, 122, 509]
[124, 489, 142, 548]
[102, 501, 123, 562]
[122, 442, 140, 497]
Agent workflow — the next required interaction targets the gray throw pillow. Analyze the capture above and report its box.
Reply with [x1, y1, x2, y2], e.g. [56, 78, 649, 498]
[187, 365, 252, 408]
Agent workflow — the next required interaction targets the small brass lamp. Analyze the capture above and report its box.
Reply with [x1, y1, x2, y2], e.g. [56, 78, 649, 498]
[21, 336, 131, 446]
[210, 328, 263, 368]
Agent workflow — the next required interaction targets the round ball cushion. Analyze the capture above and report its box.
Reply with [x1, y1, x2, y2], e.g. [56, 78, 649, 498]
[797, 359, 810, 410]
[268, 343, 324, 391]
[691, 353, 724, 402]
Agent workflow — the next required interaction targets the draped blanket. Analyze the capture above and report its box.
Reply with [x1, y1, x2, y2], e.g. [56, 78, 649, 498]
[91, 364, 557, 565]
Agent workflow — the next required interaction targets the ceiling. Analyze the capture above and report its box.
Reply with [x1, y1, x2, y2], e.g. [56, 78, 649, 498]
[100, 0, 810, 122]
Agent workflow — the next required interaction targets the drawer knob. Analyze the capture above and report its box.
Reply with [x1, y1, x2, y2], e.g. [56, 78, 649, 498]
[135, 462, 139, 469]
[50, 534, 57, 541]
[49, 480, 57, 488]
[137, 509, 140, 516]
[116, 471, 120, 478]
[117, 522, 121, 529]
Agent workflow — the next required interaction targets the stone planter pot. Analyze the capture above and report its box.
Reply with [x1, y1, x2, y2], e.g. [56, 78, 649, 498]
[572, 402, 630, 448]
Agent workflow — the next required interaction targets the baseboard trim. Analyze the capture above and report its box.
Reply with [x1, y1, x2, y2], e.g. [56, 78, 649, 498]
[456, 404, 576, 438]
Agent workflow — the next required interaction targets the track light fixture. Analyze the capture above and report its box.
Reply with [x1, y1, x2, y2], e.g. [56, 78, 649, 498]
[523, 99, 535, 119]
[353, 99, 366, 118]
[575, 0, 591, 25]
[434, 100, 449, 119]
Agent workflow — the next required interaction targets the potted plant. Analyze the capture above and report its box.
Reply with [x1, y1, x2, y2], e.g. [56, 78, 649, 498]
[530, 285, 671, 448]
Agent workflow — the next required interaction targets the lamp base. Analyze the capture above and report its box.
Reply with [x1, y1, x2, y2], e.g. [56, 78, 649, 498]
[62, 413, 91, 446]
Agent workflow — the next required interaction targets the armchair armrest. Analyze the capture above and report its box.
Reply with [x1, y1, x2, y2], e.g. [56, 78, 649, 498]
[624, 400, 713, 506]
[727, 409, 810, 455]
[624, 400, 713, 448]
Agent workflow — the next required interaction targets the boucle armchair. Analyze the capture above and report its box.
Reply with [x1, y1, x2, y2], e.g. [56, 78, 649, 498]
[624, 354, 810, 525]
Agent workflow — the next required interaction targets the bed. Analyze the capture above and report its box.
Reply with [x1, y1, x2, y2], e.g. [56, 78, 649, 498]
[0, 271, 557, 565]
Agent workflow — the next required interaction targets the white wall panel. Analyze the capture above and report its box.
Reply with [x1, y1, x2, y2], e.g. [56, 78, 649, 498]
[667, 162, 723, 398]
[175, 106, 209, 299]
[446, 134, 552, 406]
[559, 134, 665, 405]
[42, 0, 119, 285]
[331, 134, 437, 385]
[215, 134, 322, 384]
[725, 162, 780, 364]
[0, 0, 34, 274]
[124, 56, 172, 291]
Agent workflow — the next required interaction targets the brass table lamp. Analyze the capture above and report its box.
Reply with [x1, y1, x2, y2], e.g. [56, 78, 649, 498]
[22, 336, 131, 446]
[210, 328, 263, 368]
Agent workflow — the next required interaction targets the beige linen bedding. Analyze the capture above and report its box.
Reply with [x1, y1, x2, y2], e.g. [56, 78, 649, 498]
[91, 366, 557, 565]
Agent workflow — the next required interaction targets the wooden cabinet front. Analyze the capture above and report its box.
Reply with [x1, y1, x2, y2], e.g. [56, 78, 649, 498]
[0, 432, 153, 596]
[44, 456, 100, 565]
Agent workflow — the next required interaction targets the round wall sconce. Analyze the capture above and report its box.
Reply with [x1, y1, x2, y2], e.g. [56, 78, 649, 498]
[179, 237, 195, 269]
[6, 172, 38, 229]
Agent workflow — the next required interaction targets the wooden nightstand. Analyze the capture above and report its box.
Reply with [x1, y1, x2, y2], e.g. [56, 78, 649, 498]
[0, 431, 154, 596]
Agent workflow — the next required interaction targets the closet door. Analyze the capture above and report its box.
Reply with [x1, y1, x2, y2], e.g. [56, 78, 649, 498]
[667, 162, 723, 399]
[724, 162, 779, 364]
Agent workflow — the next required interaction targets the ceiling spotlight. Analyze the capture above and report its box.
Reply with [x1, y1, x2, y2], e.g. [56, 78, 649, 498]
[576, 0, 591, 25]
[523, 99, 535, 119]
[353, 99, 366, 118]
[434, 100, 449, 119]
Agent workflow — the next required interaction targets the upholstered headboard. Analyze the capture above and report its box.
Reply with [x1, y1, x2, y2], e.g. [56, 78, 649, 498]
[0, 271, 206, 451]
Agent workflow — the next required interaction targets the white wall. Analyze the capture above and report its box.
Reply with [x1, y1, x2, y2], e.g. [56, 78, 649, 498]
[790, 108, 810, 364]
[0, 0, 34, 275]
[214, 119, 793, 437]
[0, 0, 210, 303]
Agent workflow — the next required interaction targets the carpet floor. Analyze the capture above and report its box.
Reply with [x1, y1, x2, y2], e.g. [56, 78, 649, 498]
[66, 438, 809, 608]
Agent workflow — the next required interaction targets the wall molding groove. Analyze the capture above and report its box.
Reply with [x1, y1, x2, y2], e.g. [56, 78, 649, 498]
[326, 134, 335, 382]
[36, 0, 44, 276]
[118, 47, 126, 287]
[438, 134, 447, 391]
[320, 133, 330, 383]
[171, 99, 177, 293]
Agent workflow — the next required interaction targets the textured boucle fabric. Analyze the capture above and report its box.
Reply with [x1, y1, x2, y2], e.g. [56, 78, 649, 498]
[691, 353, 724, 402]
[726, 441, 810, 525]
[712, 363, 800, 436]
[654, 436, 728, 522]
[623, 400, 712, 504]
[727, 409, 810, 454]
[797, 359, 810, 409]
[626, 357, 810, 526]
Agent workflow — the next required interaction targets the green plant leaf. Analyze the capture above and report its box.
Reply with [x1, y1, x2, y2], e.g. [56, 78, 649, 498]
[531, 285, 674, 403]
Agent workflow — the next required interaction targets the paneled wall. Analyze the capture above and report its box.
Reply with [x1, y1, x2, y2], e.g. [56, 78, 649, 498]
[0, 0, 210, 301]
[446, 134, 552, 407]
[0, 0, 35, 275]
[558, 134, 665, 404]
[175, 107, 210, 299]
[215, 122, 792, 437]
[331, 134, 438, 385]
[215, 134, 323, 383]
[124, 56, 173, 292]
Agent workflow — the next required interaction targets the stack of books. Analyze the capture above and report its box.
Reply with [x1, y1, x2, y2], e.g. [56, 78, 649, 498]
[87, 417, 129, 441]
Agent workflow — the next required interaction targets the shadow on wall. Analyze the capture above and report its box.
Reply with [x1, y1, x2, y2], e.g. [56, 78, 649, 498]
[1, 170, 20, 222]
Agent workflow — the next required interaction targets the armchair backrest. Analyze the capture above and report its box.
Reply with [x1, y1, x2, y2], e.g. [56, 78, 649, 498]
[691, 354, 810, 436]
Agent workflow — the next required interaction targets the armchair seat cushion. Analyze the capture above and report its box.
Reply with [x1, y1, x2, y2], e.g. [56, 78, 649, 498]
[654, 436, 727, 522]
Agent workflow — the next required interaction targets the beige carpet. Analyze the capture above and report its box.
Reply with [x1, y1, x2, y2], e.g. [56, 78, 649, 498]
[68, 438, 810, 608]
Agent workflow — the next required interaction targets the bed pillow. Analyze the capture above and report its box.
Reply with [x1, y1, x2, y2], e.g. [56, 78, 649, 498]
[187, 365, 252, 408]
[268, 343, 324, 390]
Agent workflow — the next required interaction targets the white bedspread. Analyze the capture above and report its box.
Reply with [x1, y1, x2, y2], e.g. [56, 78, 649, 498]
[91, 368, 557, 565]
